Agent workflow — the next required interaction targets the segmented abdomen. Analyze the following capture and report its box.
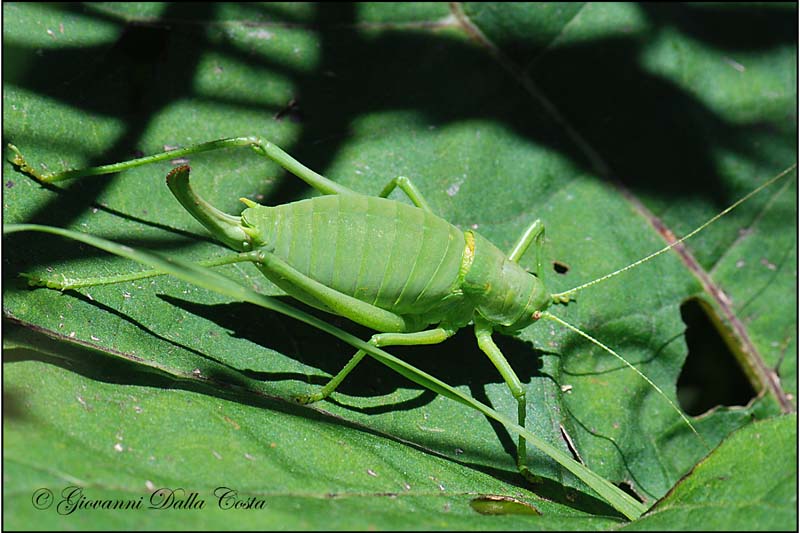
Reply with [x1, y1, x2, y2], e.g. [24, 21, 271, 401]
[244, 195, 466, 314]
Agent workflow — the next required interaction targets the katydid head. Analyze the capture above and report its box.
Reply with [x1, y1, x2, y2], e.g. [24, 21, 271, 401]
[491, 283, 553, 335]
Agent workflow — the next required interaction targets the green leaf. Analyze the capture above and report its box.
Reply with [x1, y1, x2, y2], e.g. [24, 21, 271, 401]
[3, 3, 796, 530]
[622, 415, 797, 531]
[4, 334, 622, 530]
[4, 222, 647, 521]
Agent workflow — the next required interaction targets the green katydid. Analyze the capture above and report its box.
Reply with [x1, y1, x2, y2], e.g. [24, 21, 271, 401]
[5, 138, 795, 519]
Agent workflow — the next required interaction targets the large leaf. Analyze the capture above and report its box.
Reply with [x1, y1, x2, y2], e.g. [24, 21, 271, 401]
[622, 415, 797, 531]
[3, 3, 796, 530]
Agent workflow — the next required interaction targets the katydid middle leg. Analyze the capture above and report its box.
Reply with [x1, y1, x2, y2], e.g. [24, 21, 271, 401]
[378, 176, 434, 213]
[295, 327, 456, 404]
[507, 219, 544, 277]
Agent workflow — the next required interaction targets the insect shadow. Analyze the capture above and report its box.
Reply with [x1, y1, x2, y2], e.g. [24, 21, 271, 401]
[157, 295, 546, 409]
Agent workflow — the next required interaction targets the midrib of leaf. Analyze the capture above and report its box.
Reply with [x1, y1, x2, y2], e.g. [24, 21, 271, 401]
[449, 2, 610, 178]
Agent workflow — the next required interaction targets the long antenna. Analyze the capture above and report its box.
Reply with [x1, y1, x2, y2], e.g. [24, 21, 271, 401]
[551, 165, 796, 302]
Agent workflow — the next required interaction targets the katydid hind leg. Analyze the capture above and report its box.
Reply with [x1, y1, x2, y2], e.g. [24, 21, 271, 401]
[8, 136, 355, 196]
[295, 327, 456, 404]
[253, 248, 415, 333]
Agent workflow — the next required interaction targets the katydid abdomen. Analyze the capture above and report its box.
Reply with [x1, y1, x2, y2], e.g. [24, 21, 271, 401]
[240, 193, 550, 331]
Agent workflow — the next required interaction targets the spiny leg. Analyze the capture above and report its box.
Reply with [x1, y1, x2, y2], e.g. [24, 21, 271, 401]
[9, 136, 354, 196]
[378, 176, 434, 213]
[296, 327, 456, 404]
[507, 219, 544, 277]
[474, 317, 537, 481]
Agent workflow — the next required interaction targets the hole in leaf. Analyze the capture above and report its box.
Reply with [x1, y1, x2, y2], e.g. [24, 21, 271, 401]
[677, 298, 756, 415]
[552, 260, 569, 274]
